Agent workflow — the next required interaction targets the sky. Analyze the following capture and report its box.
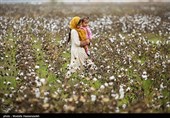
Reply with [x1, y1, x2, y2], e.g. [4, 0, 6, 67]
[0, 0, 170, 4]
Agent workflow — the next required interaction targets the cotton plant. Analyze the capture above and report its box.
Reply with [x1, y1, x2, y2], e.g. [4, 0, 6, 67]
[1, 3, 170, 113]
[91, 95, 97, 102]
[119, 84, 125, 99]
[142, 71, 148, 80]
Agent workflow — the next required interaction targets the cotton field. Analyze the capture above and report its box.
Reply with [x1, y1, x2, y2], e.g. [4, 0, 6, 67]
[0, 3, 170, 113]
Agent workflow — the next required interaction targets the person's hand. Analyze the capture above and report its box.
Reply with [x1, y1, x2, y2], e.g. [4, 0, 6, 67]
[80, 39, 90, 47]
[86, 39, 90, 44]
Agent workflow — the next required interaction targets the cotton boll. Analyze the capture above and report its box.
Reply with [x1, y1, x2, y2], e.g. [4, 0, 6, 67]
[24, 76, 27, 80]
[9, 94, 13, 98]
[56, 79, 62, 84]
[100, 85, 105, 89]
[109, 82, 113, 86]
[35, 80, 42, 87]
[111, 93, 119, 100]
[35, 76, 39, 80]
[63, 104, 75, 112]
[4, 94, 8, 97]
[115, 107, 120, 113]
[109, 75, 116, 81]
[44, 91, 50, 96]
[90, 87, 95, 91]
[35, 65, 40, 69]
[40, 78, 46, 85]
[122, 104, 126, 109]
[119, 85, 125, 99]
[2, 98, 5, 103]
[130, 79, 134, 84]
[107, 69, 110, 73]
[126, 87, 131, 92]
[166, 102, 170, 108]
[118, 75, 122, 78]
[7, 81, 11, 86]
[43, 97, 49, 103]
[20, 72, 24, 76]
[93, 77, 97, 81]
[91, 95, 96, 102]
[3, 81, 6, 85]
[104, 82, 109, 87]
[142, 71, 148, 80]
[34, 88, 40, 98]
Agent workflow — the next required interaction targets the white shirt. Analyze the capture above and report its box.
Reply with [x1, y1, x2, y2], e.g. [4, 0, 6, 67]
[66, 29, 88, 78]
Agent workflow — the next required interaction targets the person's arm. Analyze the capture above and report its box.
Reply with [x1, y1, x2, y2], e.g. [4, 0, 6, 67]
[86, 26, 92, 40]
[80, 39, 90, 47]
[71, 29, 90, 47]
